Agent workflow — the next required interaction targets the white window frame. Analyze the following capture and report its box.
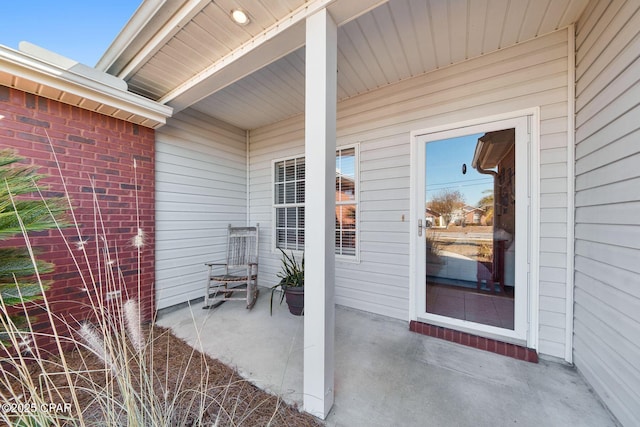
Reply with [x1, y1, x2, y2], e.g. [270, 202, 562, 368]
[271, 144, 360, 261]
[272, 154, 306, 252]
[335, 144, 360, 262]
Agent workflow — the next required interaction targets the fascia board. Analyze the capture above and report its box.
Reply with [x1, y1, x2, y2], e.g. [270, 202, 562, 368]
[107, 0, 212, 80]
[0, 45, 172, 128]
[95, 0, 170, 72]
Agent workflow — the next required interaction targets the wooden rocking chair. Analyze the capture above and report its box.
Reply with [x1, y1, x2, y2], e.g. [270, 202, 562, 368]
[203, 224, 259, 309]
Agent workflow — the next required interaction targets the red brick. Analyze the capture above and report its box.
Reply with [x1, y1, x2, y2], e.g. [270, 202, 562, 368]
[479, 337, 489, 350]
[469, 335, 478, 348]
[0, 85, 9, 101]
[1, 86, 156, 348]
[526, 349, 539, 363]
[409, 326, 538, 365]
[409, 321, 417, 333]
[497, 341, 506, 355]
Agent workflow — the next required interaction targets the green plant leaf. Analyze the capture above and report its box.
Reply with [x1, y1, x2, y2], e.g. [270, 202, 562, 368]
[270, 248, 304, 314]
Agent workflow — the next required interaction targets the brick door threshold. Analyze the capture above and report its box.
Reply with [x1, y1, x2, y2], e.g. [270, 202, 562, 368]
[410, 320, 538, 363]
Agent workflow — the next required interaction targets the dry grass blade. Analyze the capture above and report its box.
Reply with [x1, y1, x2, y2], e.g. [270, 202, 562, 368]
[0, 135, 321, 426]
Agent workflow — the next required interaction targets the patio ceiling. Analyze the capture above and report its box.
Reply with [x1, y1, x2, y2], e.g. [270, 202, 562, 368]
[100, 0, 589, 130]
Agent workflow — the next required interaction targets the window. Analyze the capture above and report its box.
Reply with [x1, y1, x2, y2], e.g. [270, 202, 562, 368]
[335, 147, 357, 256]
[274, 146, 358, 256]
[274, 157, 306, 251]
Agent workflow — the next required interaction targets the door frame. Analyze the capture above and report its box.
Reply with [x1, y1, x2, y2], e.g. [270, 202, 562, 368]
[409, 108, 539, 348]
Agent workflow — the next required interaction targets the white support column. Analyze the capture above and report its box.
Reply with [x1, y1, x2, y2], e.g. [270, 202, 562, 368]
[304, 8, 337, 420]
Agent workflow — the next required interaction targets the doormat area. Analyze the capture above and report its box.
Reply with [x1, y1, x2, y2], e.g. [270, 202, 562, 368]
[409, 320, 538, 363]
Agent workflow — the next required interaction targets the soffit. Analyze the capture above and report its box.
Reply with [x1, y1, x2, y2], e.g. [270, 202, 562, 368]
[121, 0, 309, 101]
[118, 0, 590, 130]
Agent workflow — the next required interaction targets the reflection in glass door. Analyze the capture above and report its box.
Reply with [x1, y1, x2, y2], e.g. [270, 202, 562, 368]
[425, 129, 516, 330]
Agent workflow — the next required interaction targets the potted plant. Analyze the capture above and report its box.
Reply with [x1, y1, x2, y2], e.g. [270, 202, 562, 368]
[270, 249, 304, 315]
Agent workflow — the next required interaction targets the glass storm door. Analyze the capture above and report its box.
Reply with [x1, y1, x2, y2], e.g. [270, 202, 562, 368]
[414, 116, 530, 342]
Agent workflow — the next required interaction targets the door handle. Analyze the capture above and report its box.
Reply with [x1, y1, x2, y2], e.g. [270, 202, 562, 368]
[418, 219, 423, 237]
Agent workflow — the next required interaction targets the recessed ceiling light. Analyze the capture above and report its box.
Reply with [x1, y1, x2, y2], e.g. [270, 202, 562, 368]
[231, 9, 250, 25]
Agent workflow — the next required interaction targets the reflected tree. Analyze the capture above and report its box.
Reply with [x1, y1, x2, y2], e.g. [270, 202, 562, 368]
[427, 189, 465, 228]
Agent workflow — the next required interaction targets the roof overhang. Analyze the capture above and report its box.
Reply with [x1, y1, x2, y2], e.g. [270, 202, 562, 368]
[93, 0, 590, 130]
[0, 42, 172, 128]
[472, 129, 515, 171]
[97, 0, 387, 115]
[158, 0, 387, 113]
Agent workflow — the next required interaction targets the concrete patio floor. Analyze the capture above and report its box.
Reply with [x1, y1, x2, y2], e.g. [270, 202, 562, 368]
[157, 289, 618, 427]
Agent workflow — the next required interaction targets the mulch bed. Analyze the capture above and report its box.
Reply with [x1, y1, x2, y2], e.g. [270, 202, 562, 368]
[3, 326, 322, 426]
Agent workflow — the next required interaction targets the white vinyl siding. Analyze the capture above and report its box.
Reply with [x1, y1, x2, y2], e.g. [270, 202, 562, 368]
[155, 109, 247, 309]
[574, 1, 640, 425]
[250, 29, 572, 349]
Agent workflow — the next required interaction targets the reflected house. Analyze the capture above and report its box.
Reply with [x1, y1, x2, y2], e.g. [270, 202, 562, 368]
[472, 129, 516, 288]
[451, 205, 487, 226]
[336, 176, 356, 252]
[335, 149, 357, 256]
[335, 173, 355, 226]
[464, 207, 484, 225]
[465, 206, 486, 225]
[449, 207, 464, 225]
[425, 207, 442, 227]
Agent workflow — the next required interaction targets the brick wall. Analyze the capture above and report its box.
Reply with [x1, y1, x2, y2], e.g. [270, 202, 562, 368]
[0, 85, 155, 348]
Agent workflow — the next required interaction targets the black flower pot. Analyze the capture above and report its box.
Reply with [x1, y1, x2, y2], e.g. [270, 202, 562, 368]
[285, 286, 304, 316]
